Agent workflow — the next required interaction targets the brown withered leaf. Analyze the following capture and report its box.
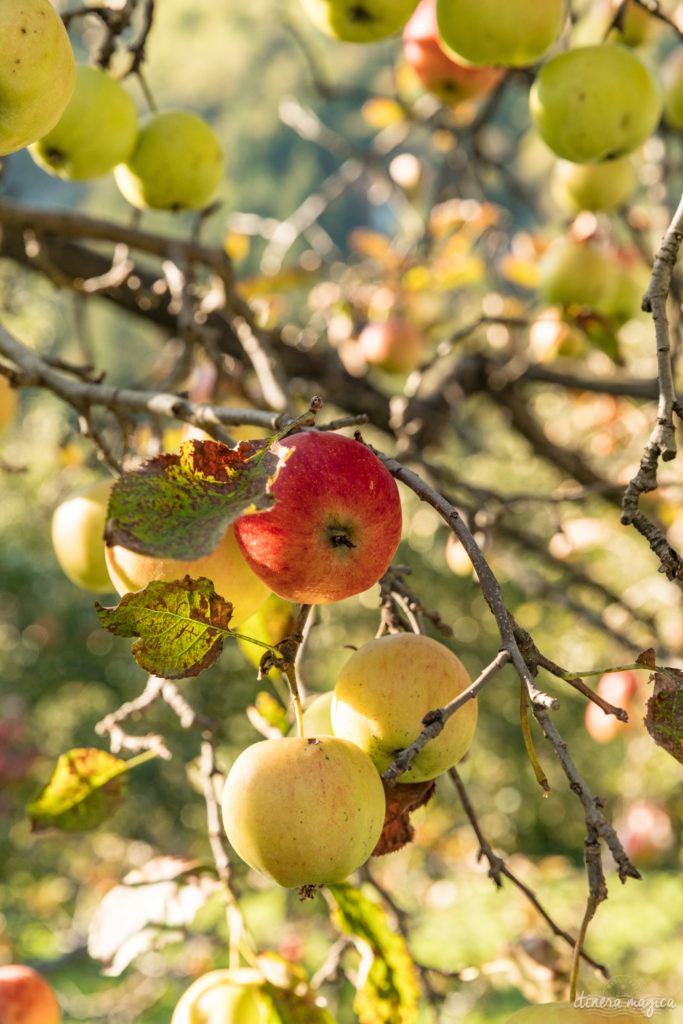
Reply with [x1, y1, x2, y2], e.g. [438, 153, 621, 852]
[636, 648, 657, 669]
[372, 779, 435, 856]
[644, 666, 683, 766]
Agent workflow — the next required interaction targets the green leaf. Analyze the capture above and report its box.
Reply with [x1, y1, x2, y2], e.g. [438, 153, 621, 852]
[645, 667, 683, 766]
[27, 748, 130, 832]
[104, 437, 286, 560]
[328, 884, 420, 1024]
[95, 576, 234, 678]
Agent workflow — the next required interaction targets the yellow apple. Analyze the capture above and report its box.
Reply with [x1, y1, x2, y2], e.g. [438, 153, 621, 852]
[436, 0, 566, 67]
[0, 0, 75, 156]
[171, 969, 266, 1024]
[332, 633, 477, 782]
[51, 479, 114, 593]
[222, 735, 386, 887]
[538, 239, 614, 311]
[299, 0, 420, 43]
[302, 691, 334, 735]
[29, 64, 138, 180]
[0, 375, 18, 432]
[550, 157, 636, 213]
[529, 44, 662, 162]
[114, 110, 224, 211]
[105, 524, 270, 628]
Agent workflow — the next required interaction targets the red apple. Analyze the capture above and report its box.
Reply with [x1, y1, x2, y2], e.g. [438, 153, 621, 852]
[233, 431, 402, 604]
[619, 800, 674, 863]
[356, 318, 426, 374]
[585, 670, 639, 743]
[403, 0, 503, 104]
[0, 965, 61, 1024]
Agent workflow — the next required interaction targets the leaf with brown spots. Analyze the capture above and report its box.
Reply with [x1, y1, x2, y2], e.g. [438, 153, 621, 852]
[644, 666, 683, 766]
[27, 748, 129, 832]
[372, 779, 435, 856]
[104, 437, 288, 560]
[95, 576, 234, 678]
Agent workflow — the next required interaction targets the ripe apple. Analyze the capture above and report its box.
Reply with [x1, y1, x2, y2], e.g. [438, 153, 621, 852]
[114, 110, 224, 211]
[550, 157, 636, 213]
[402, 0, 503, 104]
[0, 0, 75, 157]
[585, 670, 638, 743]
[105, 524, 270, 628]
[29, 64, 138, 180]
[331, 633, 477, 781]
[529, 44, 662, 162]
[618, 799, 674, 863]
[661, 48, 683, 132]
[221, 735, 386, 887]
[0, 375, 18, 432]
[538, 238, 614, 311]
[504, 1002, 646, 1022]
[51, 478, 114, 593]
[299, 0, 420, 43]
[436, 0, 566, 67]
[0, 964, 61, 1024]
[356, 318, 426, 374]
[171, 969, 267, 1024]
[233, 431, 403, 605]
[237, 593, 295, 670]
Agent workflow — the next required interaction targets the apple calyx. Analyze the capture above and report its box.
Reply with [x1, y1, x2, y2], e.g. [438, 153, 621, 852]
[328, 525, 356, 550]
[349, 5, 376, 23]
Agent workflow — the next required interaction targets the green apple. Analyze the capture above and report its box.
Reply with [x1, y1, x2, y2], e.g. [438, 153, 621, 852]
[538, 238, 614, 311]
[114, 110, 225, 211]
[529, 44, 662, 162]
[299, 0, 419, 43]
[436, 0, 566, 67]
[504, 1001, 647, 1022]
[29, 64, 138, 180]
[51, 479, 114, 594]
[222, 735, 386, 887]
[661, 48, 683, 133]
[237, 593, 295, 672]
[0, 964, 61, 1024]
[171, 969, 266, 1024]
[332, 633, 477, 782]
[105, 524, 270, 628]
[0, 0, 75, 156]
[550, 157, 636, 212]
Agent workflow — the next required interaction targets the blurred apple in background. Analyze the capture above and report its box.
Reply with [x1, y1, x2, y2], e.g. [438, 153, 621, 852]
[403, 0, 503, 104]
[356, 318, 426, 374]
[299, 0, 420, 43]
[436, 0, 566, 67]
[550, 157, 636, 213]
[661, 47, 683, 132]
[584, 670, 639, 742]
[530, 44, 662, 162]
[504, 1002, 647, 1022]
[171, 969, 266, 1024]
[114, 110, 224, 211]
[618, 799, 675, 864]
[29, 64, 138, 180]
[237, 593, 296, 672]
[0, 964, 61, 1024]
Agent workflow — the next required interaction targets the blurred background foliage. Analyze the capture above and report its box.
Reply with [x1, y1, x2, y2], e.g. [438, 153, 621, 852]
[0, 0, 682, 1021]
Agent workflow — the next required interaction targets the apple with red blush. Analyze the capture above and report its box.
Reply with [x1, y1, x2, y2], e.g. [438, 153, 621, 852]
[402, 0, 503, 105]
[585, 670, 639, 743]
[356, 318, 426, 374]
[0, 965, 61, 1024]
[233, 431, 402, 604]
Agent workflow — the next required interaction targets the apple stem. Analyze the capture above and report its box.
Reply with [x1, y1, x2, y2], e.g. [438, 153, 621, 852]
[284, 662, 305, 738]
